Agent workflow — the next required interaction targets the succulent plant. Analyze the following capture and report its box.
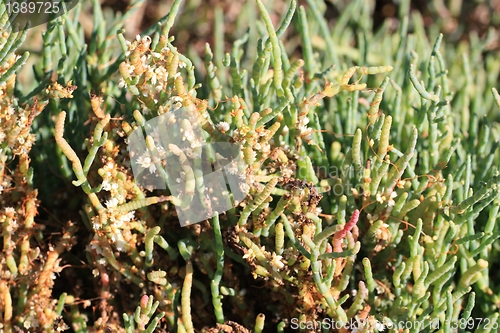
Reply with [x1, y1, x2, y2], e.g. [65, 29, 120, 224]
[1, 0, 500, 332]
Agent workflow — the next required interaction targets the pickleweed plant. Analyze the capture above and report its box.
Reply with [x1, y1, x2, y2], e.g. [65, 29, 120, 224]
[0, 7, 78, 331]
[1, 0, 500, 332]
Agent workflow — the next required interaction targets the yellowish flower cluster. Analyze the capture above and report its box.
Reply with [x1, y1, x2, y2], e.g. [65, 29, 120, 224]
[0, 105, 36, 156]
[119, 34, 189, 117]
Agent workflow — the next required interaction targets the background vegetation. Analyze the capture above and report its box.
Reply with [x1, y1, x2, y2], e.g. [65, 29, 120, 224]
[1, 0, 500, 332]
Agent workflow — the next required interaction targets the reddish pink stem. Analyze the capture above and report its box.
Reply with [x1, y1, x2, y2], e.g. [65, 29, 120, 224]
[140, 295, 149, 309]
[332, 209, 360, 252]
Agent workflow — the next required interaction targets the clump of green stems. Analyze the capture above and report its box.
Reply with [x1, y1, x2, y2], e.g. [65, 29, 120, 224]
[1, 0, 499, 332]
